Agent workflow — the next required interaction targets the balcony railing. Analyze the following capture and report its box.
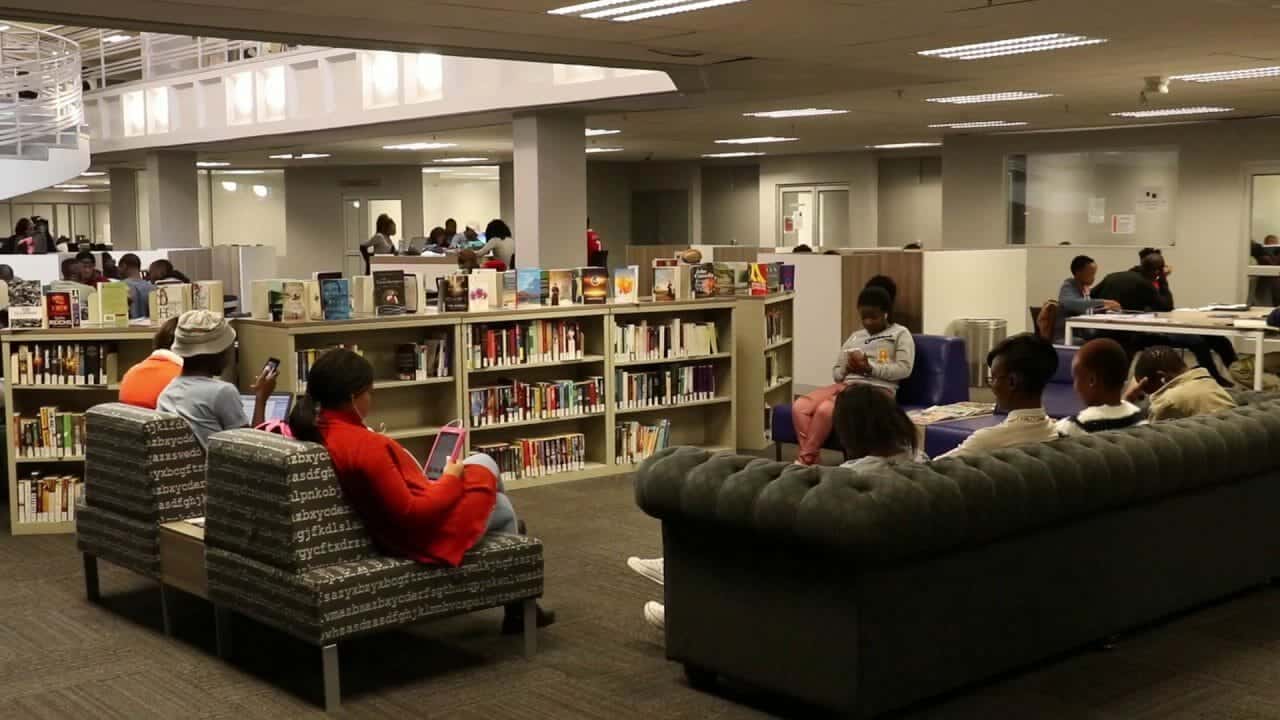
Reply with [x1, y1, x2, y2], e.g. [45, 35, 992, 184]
[0, 23, 83, 158]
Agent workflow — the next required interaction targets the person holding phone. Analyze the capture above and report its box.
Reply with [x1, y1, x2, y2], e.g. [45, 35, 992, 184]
[157, 310, 278, 448]
[287, 348, 556, 634]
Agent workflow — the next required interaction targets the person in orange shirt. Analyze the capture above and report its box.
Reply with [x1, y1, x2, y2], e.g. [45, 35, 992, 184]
[118, 317, 182, 409]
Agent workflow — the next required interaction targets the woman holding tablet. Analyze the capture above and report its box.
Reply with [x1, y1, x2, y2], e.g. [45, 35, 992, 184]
[288, 348, 555, 634]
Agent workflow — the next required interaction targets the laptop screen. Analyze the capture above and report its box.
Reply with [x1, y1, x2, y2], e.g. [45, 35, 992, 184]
[242, 393, 292, 423]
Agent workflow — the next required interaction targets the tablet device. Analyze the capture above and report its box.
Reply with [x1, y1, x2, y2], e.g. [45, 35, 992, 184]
[425, 423, 466, 480]
[242, 393, 292, 423]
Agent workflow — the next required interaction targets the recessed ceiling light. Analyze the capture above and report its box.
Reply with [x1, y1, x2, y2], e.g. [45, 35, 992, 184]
[919, 33, 1107, 61]
[62, 188, 93, 193]
[715, 136, 796, 145]
[268, 152, 331, 160]
[432, 157, 490, 163]
[196, 161, 229, 167]
[743, 108, 848, 119]
[219, 169, 268, 175]
[269, 153, 293, 159]
[586, 147, 624, 154]
[54, 184, 88, 189]
[252, 184, 270, 198]
[80, 171, 106, 177]
[868, 142, 943, 149]
[928, 120, 1028, 129]
[384, 142, 458, 151]
[103, 34, 132, 44]
[1172, 67, 1280, 83]
[1110, 106, 1233, 118]
[549, 0, 747, 22]
[586, 128, 621, 136]
[703, 151, 765, 158]
[925, 91, 1057, 104]
[221, 181, 238, 192]
[0, 25, 10, 32]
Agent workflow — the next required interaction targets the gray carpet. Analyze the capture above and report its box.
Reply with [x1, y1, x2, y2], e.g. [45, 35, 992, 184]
[5, 474, 1280, 719]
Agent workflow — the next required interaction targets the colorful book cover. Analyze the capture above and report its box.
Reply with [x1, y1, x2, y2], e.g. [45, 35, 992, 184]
[192, 280, 225, 315]
[516, 269, 542, 307]
[502, 270, 519, 309]
[470, 269, 499, 311]
[692, 263, 717, 299]
[653, 267, 677, 302]
[748, 263, 768, 296]
[766, 262, 782, 292]
[439, 274, 469, 313]
[282, 281, 308, 321]
[780, 264, 796, 291]
[151, 284, 190, 322]
[580, 267, 609, 304]
[713, 263, 736, 297]
[45, 292, 73, 329]
[319, 278, 351, 320]
[613, 265, 638, 304]
[97, 282, 128, 327]
[547, 269, 575, 307]
[372, 270, 407, 316]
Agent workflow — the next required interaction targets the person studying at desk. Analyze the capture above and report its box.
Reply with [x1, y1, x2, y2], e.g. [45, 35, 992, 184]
[1056, 255, 1121, 342]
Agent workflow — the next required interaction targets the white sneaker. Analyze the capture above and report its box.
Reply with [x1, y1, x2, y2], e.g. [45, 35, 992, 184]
[644, 601, 665, 631]
[627, 556, 665, 586]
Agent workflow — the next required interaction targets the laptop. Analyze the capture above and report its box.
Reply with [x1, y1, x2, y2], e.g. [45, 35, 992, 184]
[242, 393, 292, 423]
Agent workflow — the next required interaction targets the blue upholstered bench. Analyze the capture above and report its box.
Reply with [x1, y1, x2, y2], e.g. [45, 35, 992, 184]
[771, 335, 970, 459]
[1044, 345, 1083, 420]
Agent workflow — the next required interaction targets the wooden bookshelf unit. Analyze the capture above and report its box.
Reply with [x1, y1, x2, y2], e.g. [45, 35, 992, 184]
[735, 292, 794, 451]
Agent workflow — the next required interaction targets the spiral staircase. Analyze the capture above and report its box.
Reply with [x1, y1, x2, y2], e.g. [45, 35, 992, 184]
[0, 23, 88, 199]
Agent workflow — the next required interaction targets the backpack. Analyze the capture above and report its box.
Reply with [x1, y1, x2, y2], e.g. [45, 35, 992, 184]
[1035, 300, 1059, 342]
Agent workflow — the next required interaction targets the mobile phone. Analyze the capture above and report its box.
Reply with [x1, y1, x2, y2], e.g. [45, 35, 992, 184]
[425, 423, 467, 480]
[262, 357, 281, 377]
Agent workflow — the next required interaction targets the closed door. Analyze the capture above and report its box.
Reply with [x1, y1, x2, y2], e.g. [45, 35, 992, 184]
[818, 187, 850, 247]
[778, 184, 849, 247]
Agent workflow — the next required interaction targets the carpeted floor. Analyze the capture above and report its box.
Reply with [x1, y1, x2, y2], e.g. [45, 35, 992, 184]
[4, 474, 1280, 719]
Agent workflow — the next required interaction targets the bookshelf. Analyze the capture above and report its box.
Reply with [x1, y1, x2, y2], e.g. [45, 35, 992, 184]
[3, 325, 160, 536]
[735, 292, 795, 451]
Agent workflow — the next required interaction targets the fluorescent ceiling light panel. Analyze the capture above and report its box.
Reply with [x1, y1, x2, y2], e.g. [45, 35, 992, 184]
[54, 184, 87, 189]
[548, 0, 634, 15]
[219, 169, 268, 175]
[62, 189, 93, 193]
[614, 0, 746, 21]
[869, 142, 942, 149]
[715, 136, 797, 144]
[583, 0, 704, 19]
[586, 147, 624, 153]
[743, 108, 848, 118]
[103, 34, 132, 44]
[1172, 67, 1280, 83]
[925, 91, 1056, 104]
[919, 33, 1107, 61]
[703, 151, 765, 158]
[928, 120, 1027, 129]
[548, 0, 747, 21]
[586, 128, 621, 136]
[1110, 106, 1232, 118]
[0, 25, 10, 32]
[196, 161, 229, 167]
[268, 152, 331, 160]
[80, 171, 105, 177]
[432, 157, 489, 163]
[383, 142, 458, 151]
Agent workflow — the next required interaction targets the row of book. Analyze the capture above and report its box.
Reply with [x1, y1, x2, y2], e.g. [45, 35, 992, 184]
[615, 364, 718, 408]
[613, 320, 720, 361]
[14, 409, 86, 458]
[651, 260, 795, 302]
[468, 377, 606, 427]
[16, 473, 82, 524]
[394, 340, 451, 381]
[295, 344, 363, 393]
[7, 279, 223, 330]
[150, 281, 225, 322]
[466, 320, 587, 369]
[765, 349, 787, 388]
[616, 419, 671, 465]
[766, 307, 788, 345]
[9, 343, 119, 386]
[474, 433, 587, 482]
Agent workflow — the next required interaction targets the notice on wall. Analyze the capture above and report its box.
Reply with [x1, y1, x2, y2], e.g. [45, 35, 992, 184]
[1088, 197, 1106, 224]
[1137, 186, 1168, 212]
[1111, 214, 1136, 235]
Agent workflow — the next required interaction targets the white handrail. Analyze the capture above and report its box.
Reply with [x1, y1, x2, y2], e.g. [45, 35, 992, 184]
[0, 23, 83, 158]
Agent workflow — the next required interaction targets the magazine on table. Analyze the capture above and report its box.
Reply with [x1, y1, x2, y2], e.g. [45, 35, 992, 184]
[908, 401, 997, 426]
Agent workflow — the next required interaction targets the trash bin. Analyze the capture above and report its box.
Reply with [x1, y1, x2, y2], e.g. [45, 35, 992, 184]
[964, 318, 1008, 387]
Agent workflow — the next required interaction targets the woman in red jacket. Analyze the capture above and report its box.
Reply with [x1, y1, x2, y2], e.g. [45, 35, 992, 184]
[289, 348, 554, 633]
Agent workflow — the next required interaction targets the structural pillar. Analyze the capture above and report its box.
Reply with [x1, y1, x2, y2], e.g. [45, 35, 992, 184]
[498, 162, 515, 231]
[144, 151, 200, 248]
[108, 168, 140, 249]
[512, 112, 586, 269]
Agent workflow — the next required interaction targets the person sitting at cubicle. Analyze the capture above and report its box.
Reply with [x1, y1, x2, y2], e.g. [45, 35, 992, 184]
[363, 214, 399, 256]
[157, 310, 278, 448]
[118, 254, 154, 319]
[49, 258, 97, 300]
[940, 333, 1059, 458]
[118, 317, 182, 410]
[1055, 338, 1145, 437]
[286, 347, 557, 634]
[148, 258, 190, 285]
[477, 219, 516, 269]
[1056, 255, 1121, 343]
[76, 250, 107, 286]
[1124, 345, 1236, 422]
[791, 286, 915, 466]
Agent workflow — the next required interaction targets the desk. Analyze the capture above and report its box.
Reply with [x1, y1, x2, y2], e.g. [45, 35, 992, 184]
[1065, 310, 1274, 390]
[158, 519, 207, 634]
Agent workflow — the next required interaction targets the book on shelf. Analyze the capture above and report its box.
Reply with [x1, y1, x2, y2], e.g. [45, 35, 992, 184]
[10, 343, 117, 386]
[470, 268, 501, 310]
[319, 278, 352, 320]
[502, 270, 519, 310]
[394, 339, 451, 380]
[94, 282, 130, 327]
[16, 472, 82, 524]
[192, 280, 224, 315]
[281, 280, 308, 321]
[546, 269, 575, 307]
[780, 264, 796, 292]
[765, 350, 780, 386]
[613, 320, 719, 360]
[692, 263, 718, 298]
[748, 263, 769, 296]
[468, 377, 604, 426]
[45, 292, 74, 329]
[473, 433, 586, 482]
[295, 344, 362, 393]
[614, 364, 717, 408]
[373, 270, 407, 316]
[9, 280, 44, 328]
[150, 283, 192, 322]
[13, 408, 86, 458]
[616, 419, 671, 465]
[304, 280, 324, 320]
[516, 269, 543, 307]
[766, 262, 782, 292]
[613, 265, 638, 304]
[403, 273, 425, 314]
[437, 274, 470, 313]
[579, 267, 609, 304]
[652, 264, 691, 302]
[466, 319, 584, 369]
[766, 307, 788, 344]
[712, 263, 736, 297]
[250, 279, 285, 320]
[351, 275, 376, 315]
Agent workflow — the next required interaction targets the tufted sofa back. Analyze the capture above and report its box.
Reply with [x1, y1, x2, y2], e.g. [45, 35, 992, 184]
[204, 428, 376, 573]
[636, 400, 1280, 565]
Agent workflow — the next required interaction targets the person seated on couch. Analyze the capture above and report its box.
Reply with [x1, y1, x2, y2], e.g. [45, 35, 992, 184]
[834, 384, 926, 468]
[792, 286, 915, 465]
[118, 317, 181, 409]
[941, 333, 1059, 458]
[1125, 345, 1237, 421]
[288, 347, 555, 634]
[1055, 338, 1145, 437]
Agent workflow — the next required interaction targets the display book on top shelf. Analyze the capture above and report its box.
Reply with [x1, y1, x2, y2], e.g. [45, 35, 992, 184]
[735, 292, 794, 451]
[3, 325, 160, 535]
[235, 300, 737, 490]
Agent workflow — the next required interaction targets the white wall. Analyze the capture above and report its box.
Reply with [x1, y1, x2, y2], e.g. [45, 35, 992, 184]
[422, 176, 499, 234]
[760, 251, 848, 388]
[758, 152, 877, 248]
[878, 156, 941, 248]
[1251, 174, 1280, 242]
[923, 249, 1028, 336]
[207, 170, 287, 258]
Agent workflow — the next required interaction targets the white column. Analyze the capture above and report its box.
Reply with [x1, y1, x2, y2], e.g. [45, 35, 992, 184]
[108, 168, 140, 249]
[144, 151, 200, 248]
[512, 112, 586, 269]
[498, 162, 515, 230]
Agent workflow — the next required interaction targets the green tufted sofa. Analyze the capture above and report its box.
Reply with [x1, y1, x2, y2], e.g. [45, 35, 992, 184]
[635, 398, 1280, 718]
